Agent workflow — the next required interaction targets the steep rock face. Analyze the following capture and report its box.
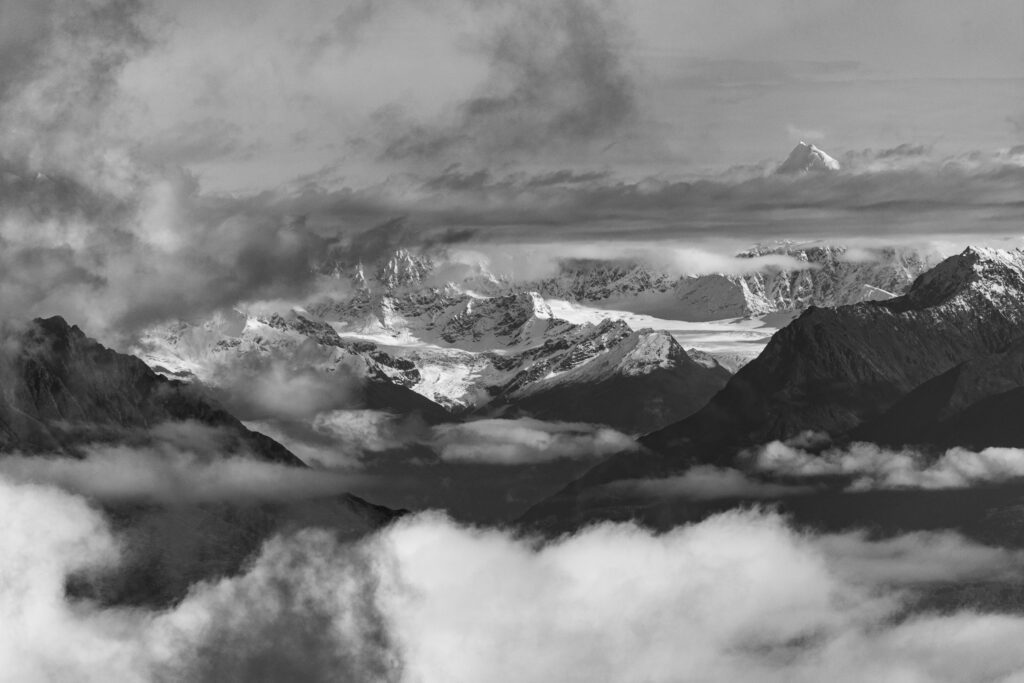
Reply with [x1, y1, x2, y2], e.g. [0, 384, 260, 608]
[374, 248, 433, 289]
[438, 292, 576, 347]
[524, 248, 1024, 521]
[530, 259, 676, 301]
[0, 317, 302, 463]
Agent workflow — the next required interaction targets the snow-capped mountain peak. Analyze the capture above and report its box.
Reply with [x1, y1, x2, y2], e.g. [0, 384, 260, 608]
[375, 248, 432, 289]
[896, 246, 1024, 311]
[777, 141, 841, 174]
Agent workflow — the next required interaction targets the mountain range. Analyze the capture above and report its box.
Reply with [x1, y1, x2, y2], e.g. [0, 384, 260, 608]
[522, 246, 1024, 530]
[135, 240, 935, 436]
[7, 234, 1024, 601]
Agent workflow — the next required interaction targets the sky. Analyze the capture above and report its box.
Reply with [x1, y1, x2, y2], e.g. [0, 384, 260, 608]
[2, 0, 1022, 190]
[85, 0, 1024, 189]
[0, 0, 1022, 336]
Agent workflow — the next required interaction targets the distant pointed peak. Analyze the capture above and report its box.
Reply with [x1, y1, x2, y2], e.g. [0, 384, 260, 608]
[777, 141, 840, 175]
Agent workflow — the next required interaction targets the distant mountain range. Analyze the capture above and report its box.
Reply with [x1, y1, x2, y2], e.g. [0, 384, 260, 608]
[136, 241, 934, 435]
[528, 243, 932, 321]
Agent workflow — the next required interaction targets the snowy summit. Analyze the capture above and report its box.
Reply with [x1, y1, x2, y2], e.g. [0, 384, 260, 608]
[776, 141, 841, 174]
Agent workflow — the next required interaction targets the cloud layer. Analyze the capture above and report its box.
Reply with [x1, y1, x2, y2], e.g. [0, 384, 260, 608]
[0, 422, 369, 504]
[9, 473, 1024, 681]
[430, 417, 637, 465]
[751, 440, 1024, 490]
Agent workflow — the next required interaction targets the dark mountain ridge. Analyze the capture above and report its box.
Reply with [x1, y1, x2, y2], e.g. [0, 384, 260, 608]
[0, 316, 302, 462]
[522, 247, 1024, 526]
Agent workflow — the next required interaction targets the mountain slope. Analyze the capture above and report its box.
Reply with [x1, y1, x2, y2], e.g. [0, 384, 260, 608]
[523, 247, 1024, 522]
[0, 316, 301, 463]
[492, 328, 730, 433]
[854, 336, 1024, 449]
[644, 247, 1024, 455]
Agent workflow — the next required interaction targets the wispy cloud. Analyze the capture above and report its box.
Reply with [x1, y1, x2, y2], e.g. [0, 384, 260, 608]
[750, 439, 1024, 490]
[430, 417, 637, 464]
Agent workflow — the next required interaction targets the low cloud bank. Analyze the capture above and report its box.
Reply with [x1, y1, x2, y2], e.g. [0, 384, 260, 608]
[430, 418, 637, 465]
[608, 465, 816, 500]
[8, 476, 1024, 681]
[0, 423, 368, 504]
[751, 440, 1024, 490]
[251, 413, 637, 468]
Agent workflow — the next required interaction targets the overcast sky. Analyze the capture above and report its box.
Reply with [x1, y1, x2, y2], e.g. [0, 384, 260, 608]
[160, 0, 1024, 189]
[4, 0, 1021, 191]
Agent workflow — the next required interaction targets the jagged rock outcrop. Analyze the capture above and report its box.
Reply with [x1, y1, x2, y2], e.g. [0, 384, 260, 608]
[438, 292, 576, 347]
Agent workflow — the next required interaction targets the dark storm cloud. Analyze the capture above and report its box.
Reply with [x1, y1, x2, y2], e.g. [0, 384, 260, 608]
[373, 0, 636, 164]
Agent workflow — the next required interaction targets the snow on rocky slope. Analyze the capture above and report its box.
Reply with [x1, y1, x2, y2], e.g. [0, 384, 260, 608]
[135, 241, 935, 432]
[528, 244, 935, 321]
[136, 304, 730, 434]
